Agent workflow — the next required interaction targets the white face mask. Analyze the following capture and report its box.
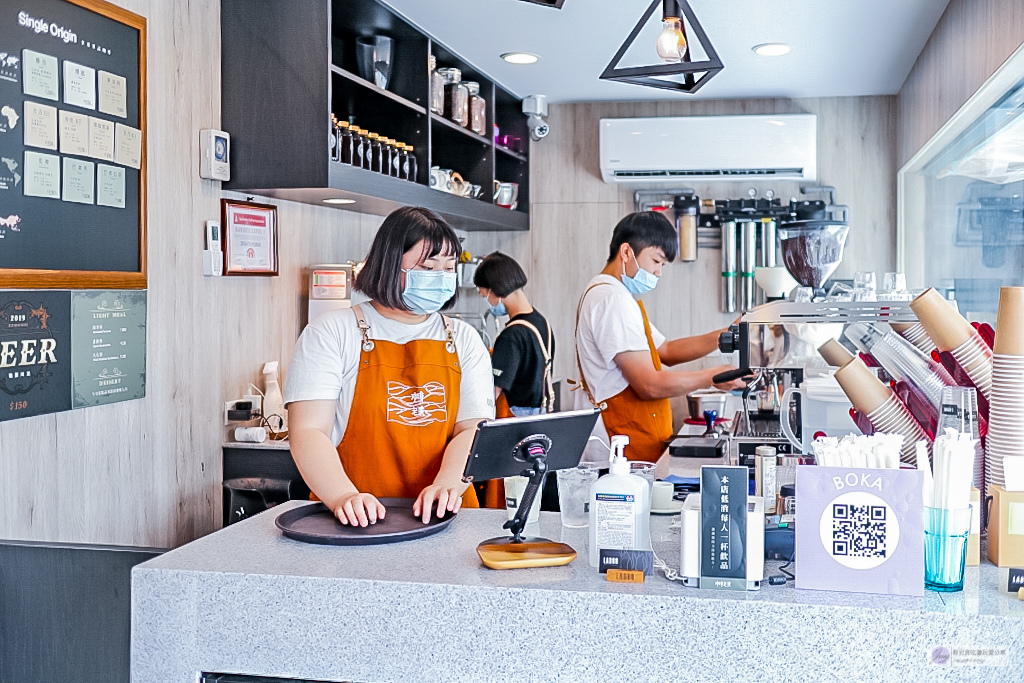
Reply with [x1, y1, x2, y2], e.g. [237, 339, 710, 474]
[621, 253, 659, 295]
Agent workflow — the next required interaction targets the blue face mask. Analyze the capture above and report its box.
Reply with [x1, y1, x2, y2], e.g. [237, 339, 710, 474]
[489, 299, 507, 317]
[402, 269, 457, 315]
[621, 254, 659, 296]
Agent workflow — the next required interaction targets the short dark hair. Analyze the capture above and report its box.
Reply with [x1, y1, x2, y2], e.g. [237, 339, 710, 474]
[355, 206, 462, 311]
[473, 252, 528, 298]
[606, 211, 678, 263]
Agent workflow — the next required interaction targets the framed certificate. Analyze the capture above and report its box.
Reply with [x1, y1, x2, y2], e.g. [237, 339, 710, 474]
[221, 198, 279, 276]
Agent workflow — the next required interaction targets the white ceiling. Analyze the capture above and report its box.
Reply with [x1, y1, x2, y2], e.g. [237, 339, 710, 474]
[379, 0, 952, 102]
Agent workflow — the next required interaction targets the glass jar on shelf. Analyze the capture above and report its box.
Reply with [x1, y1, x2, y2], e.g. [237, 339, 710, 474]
[439, 67, 468, 126]
[465, 81, 486, 136]
[429, 55, 445, 116]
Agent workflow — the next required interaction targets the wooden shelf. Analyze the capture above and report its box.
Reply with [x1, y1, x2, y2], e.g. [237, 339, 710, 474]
[330, 65, 427, 114]
[430, 113, 492, 145]
[496, 145, 527, 162]
[240, 162, 527, 232]
[222, 0, 528, 231]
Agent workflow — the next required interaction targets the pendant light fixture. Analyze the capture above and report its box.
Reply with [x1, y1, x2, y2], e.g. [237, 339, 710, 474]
[600, 0, 723, 94]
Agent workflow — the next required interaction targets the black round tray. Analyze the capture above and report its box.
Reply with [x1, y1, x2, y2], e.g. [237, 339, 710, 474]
[275, 498, 456, 546]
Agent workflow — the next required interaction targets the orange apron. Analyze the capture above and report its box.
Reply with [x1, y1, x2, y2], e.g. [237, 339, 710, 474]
[576, 285, 673, 462]
[481, 365, 515, 508]
[334, 304, 478, 506]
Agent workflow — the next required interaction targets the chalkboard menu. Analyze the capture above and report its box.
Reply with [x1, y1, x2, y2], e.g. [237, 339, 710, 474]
[0, 0, 146, 289]
[0, 288, 145, 421]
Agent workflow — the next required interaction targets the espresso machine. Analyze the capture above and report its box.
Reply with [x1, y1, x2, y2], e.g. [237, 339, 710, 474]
[718, 300, 920, 468]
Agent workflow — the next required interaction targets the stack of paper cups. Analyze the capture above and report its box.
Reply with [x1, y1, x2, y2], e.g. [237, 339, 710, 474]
[891, 321, 937, 355]
[910, 288, 992, 399]
[834, 357, 929, 465]
[986, 287, 1024, 489]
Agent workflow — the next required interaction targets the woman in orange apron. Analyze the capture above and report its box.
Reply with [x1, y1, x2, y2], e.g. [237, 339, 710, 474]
[285, 207, 495, 526]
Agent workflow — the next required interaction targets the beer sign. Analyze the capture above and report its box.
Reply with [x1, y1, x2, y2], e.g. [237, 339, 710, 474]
[0, 291, 72, 421]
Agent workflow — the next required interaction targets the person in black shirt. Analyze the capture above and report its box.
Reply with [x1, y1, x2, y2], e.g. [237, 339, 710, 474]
[474, 252, 555, 418]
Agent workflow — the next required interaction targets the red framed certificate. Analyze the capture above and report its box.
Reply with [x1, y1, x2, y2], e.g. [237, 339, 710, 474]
[221, 198, 278, 276]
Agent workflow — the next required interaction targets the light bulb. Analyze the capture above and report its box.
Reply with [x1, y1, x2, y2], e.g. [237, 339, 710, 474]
[655, 18, 686, 63]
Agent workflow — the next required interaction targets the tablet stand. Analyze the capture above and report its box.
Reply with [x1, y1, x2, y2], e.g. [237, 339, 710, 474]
[476, 433, 578, 569]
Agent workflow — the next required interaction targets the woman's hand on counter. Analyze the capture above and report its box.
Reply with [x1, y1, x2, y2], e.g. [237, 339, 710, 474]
[332, 492, 387, 527]
[413, 480, 466, 524]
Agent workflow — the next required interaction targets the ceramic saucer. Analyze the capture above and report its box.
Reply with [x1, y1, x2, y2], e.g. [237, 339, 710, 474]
[650, 500, 685, 515]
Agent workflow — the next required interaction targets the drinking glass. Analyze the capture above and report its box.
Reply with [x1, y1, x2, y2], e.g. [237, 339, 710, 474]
[356, 35, 393, 89]
[924, 506, 972, 592]
[854, 271, 877, 292]
[556, 464, 600, 527]
[629, 461, 657, 494]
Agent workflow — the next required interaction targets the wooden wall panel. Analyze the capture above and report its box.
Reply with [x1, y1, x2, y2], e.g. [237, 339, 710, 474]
[897, 0, 1024, 166]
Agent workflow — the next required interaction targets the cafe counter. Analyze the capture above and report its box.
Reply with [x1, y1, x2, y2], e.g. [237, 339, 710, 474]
[131, 502, 1024, 682]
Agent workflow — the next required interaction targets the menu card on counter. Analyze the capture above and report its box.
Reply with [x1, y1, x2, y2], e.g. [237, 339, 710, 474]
[795, 467, 924, 597]
[0, 290, 72, 422]
[70, 290, 146, 408]
[700, 465, 748, 590]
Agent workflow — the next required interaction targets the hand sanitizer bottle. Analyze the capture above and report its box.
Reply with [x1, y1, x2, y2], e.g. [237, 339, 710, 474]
[588, 435, 651, 568]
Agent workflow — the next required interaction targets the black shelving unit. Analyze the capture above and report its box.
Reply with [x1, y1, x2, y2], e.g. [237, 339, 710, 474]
[221, 0, 529, 232]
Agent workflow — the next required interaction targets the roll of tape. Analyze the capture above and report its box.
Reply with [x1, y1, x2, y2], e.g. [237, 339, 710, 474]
[234, 426, 267, 443]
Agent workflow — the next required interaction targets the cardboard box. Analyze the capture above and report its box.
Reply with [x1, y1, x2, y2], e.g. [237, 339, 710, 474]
[968, 487, 981, 566]
[987, 485, 1024, 567]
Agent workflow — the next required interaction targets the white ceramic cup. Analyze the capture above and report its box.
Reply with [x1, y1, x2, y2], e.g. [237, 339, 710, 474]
[651, 480, 675, 510]
[504, 475, 541, 524]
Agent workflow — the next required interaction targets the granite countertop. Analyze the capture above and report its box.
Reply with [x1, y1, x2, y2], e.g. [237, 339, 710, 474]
[133, 502, 1024, 683]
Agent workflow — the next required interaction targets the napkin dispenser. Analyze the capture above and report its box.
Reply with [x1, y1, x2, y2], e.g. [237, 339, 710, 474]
[679, 493, 765, 590]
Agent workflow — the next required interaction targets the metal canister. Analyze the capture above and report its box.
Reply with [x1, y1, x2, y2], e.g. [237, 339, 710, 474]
[740, 220, 757, 311]
[721, 221, 737, 313]
[759, 218, 777, 267]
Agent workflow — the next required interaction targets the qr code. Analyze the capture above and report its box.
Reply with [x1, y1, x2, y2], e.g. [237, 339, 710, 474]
[832, 503, 887, 558]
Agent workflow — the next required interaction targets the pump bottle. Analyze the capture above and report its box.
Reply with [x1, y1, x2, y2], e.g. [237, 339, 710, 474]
[588, 435, 651, 567]
[262, 361, 286, 432]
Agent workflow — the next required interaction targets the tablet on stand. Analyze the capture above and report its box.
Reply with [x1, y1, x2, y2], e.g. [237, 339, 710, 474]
[463, 409, 599, 569]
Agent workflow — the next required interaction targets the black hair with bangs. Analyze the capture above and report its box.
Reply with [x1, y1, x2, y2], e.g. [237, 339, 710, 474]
[606, 211, 678, 263]
[355, 206, 462, 311]
[473, 252, 528, 298]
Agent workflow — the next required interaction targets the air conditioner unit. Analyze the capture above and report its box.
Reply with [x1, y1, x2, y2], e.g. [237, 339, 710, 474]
[599, 114, 817, 183]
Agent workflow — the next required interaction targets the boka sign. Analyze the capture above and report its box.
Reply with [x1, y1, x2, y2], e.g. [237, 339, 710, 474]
[795, 466, 924, 597]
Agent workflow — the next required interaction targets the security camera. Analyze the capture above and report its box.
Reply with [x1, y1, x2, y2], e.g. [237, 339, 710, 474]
[523, 94, 550, 141]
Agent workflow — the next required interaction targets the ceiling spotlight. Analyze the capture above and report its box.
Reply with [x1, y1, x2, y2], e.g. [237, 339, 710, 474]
[752, 43, 791, 57]
[501, 52, 540, 65]
[323, 198, 356, 205]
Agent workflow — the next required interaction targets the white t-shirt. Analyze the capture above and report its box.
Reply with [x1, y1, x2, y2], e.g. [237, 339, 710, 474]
[284, 304, 495, 444]
[574, 274, 666, 403]
[573, 275, 666, 460]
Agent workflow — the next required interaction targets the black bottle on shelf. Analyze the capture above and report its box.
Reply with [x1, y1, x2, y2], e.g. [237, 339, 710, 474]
[330, 114, 340, 162]
[339, 121, 354, 165]
[368, 133, 384, 173]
